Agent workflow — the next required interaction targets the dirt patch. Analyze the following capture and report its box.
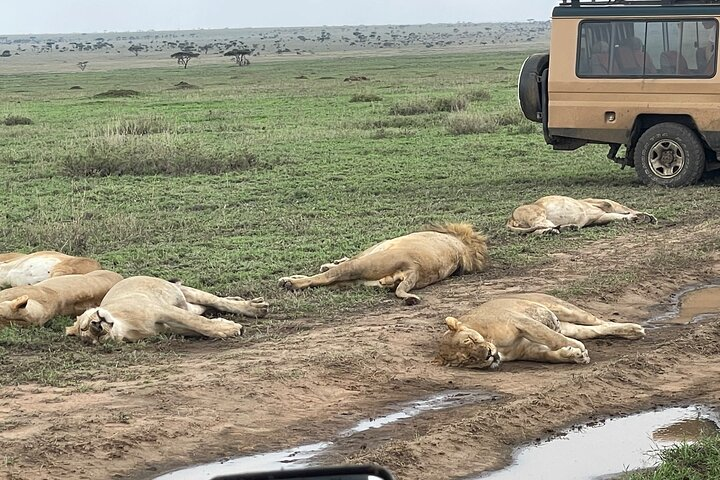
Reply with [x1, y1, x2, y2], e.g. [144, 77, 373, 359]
[93, 89, 140, 98]
[169, 81, 200, 90]
[2, 221, 720, 480]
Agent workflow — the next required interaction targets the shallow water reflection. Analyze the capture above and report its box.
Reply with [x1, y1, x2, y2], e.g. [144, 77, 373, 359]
[475, 406, 718, 480]
[650, 285, 720, 325]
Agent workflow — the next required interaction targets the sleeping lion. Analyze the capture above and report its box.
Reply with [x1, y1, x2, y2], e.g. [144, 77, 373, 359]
[279, 223, 488, 305]
[507, 195, 657, 235]
[437, 293, 645, 369]
[1, 251, 102, 288]
[0, 270, 123, 328]
[67, 276, 269, 343]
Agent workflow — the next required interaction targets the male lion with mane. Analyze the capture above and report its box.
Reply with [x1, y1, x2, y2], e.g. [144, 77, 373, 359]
[507, 195, 657, 235]
[0, 251, 102, 288]
[279, 223, 488, 305]
[67, 276, 269, 343]
[437, 293, 645, 369]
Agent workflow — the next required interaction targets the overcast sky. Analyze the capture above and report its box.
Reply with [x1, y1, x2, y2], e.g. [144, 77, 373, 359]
[1, 0, 560, 35]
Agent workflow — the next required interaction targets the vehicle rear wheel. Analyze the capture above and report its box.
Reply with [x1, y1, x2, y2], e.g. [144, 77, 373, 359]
[634, 122, 705, 187]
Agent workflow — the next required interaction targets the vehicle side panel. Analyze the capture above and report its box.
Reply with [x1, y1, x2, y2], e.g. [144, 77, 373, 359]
[548, 16, 720, 148]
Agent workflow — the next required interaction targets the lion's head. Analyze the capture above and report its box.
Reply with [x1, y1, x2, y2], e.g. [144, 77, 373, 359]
[422, 223, 489, 273]
[0, 295, 34, 326]
[437, 317, 500, 369]
[66, 307, 114, 344]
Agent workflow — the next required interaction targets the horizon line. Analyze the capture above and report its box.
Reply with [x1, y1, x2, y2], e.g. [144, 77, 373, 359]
[0, 19, 549, 38]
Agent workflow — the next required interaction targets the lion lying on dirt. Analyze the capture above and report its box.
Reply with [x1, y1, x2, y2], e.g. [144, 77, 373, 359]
[278, 223, 489, 305]
[507, 195, 657, 235]
[0, 251, 102, 288]
[437, 292, 645, 369]
[0, 270, 123, 328]
[66, 276, 269, 343]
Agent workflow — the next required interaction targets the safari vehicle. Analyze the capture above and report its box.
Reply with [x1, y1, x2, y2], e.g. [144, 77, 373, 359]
[519, 0, 720, 187]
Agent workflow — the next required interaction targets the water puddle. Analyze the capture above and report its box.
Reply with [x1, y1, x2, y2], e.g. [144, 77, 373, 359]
[156, 390, 492, 480]
[474, 406, 719, 480]
[649, 283, 720, 326]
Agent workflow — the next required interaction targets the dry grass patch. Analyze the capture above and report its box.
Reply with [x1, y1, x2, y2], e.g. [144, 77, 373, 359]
[350, 93, 383, 103]
[93, 89, 140, 98]
[463, 88, 492, 101]
[389, 95, 468, 116]
[61, 133, 257, 177]
[0, 208, 146, 255]
[446, 112, 499, 135]
[3, 115, 33, 126]
[101, 115, 172, 136]
[495, 107, 528, 127]
[357, 115, 441, 130]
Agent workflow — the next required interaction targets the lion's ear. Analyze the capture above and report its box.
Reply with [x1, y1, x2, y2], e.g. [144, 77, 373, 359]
[10, 295, 29, 311]
[445, 317, 463, 331]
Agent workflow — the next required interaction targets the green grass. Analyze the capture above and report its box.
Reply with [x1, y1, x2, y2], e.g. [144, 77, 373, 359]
[625, 436, 720, 479]
[2, 50, 720, 386]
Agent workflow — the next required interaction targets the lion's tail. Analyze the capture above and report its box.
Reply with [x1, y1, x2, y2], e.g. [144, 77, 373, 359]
[506, 213, 539, 235]
[422, 222, 489, 273]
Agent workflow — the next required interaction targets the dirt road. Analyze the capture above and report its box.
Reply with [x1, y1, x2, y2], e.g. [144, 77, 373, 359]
[2, 221, 720, 480]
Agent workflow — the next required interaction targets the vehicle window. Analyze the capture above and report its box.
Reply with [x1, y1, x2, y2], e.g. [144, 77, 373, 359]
[578, 22, 612, 75]
[611, 21, 649, 75]
[578, 19, 717, 77]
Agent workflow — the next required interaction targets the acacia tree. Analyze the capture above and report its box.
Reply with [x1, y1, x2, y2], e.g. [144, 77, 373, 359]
[128, 44, 144, 56]
[224, 48, 251, 66]
[170, 51, 199, 69]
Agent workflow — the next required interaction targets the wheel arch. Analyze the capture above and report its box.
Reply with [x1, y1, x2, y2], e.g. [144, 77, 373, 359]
[630, 114, 708, 151]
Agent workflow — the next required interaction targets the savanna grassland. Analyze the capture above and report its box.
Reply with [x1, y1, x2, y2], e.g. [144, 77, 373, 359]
[2, 40, 720, 480]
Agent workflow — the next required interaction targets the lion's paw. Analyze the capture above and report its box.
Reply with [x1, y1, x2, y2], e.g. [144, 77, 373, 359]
[212, 319, 244, 338]
[248, 297, 269, 317]
[620, 323, 645, 340]
[402, 294, 421, 306]
[559, 224, 580, 232]
[637, 212, 658, 225]
[278, 275, 308, 291]
[559, 346, 590, 364]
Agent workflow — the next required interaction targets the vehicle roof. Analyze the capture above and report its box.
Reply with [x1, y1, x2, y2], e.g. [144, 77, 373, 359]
[553, 0, 720, 18]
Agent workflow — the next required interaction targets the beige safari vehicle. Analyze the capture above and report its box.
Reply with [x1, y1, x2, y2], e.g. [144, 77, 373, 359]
[519, 0, 720, 187]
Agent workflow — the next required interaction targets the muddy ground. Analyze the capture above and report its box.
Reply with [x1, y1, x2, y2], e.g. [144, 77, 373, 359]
[2, 220, 720, 480]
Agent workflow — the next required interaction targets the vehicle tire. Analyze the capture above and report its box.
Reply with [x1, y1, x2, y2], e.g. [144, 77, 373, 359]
[518, 53, 549, 123]
[634, 122, 705, 187]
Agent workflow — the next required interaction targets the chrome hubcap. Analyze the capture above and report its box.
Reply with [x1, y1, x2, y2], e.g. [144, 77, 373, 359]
[648, 139, 684, 179]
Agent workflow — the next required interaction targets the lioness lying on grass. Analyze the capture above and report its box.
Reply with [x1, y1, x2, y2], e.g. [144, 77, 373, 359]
[0, 270, 123, 328]
[0, 251, 102, 288]
[437, 293, 645, 369]
[507, 195, 657, 235]
[67, 276, 269, 343]
[279, 223, 489, 305]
